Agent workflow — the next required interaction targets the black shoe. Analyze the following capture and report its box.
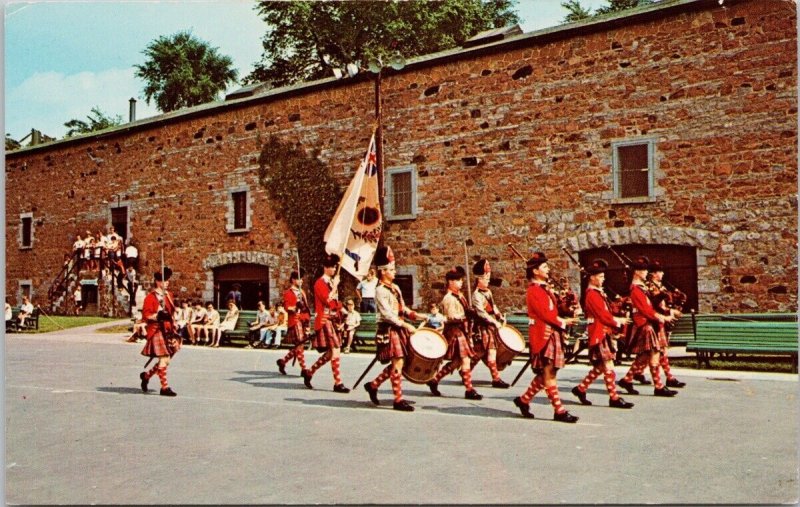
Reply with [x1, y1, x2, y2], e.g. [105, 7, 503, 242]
[571, 386, 592, 405]
[654, 387, 678, 397]
[140, 372, 149, 393]
[160, 387, 177, 397]
[554, 411, 579, 423]
[427, 380, 441, 397]
[276, 359, 287, 375]
[301, 369, 313, 389]
[617, 379, 639, 395]
[333, 383, 350, 394]
[513, 397, 535, 419]
[364, 382, 380, 405]
[491, 379, 510, 389]
[633, 373, 651, 385]
[465, 389, 483, 400]
[666, 378, 686, 388]
[393, 399, 414, 412]
[609, 397, 634, 409]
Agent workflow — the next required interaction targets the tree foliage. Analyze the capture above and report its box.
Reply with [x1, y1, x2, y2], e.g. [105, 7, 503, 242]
[245, 0, 519, 87]
[5, 133, 21, 151]
[561, 0, 655, 23]
[134, 30, 238, 113]
[63, 107, 123, 138]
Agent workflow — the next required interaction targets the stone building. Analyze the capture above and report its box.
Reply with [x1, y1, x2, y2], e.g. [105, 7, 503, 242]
[5, 0, 797, 316]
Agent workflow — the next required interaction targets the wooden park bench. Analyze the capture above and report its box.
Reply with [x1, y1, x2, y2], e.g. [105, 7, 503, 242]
[7, 307, 40, 332]
[219, 310, 258, 347]
[687, 319, 798, 372]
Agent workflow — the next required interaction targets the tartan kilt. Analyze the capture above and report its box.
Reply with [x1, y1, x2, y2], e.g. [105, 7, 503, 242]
[473, 323, 499, 357]
[588, 335, 616, 367]
[312, 321, 341, 352]
[628, 323, 662, 354]
[376, 323, 409, 365]
[283, 322, 307, 346]
[444, 323, 477, 361]
[530, 330, 566, 373]
[141, 327, 178, 358]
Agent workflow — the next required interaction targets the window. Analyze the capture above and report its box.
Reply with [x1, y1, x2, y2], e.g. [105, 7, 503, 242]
[394, 274, 414, 307]
[385, 165, 417, 220]
[110, 205, 129, 242]
[20, 213, 33, 249]
[612, 139, 655, 201]
[226, 187, 251, 233]
[18, 280, 32, 303]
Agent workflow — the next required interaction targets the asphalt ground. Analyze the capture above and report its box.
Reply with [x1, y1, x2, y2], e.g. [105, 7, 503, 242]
[5, 323, 799, 505]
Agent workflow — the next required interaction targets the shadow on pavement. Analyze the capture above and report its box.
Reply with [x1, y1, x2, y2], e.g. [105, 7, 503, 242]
[284, 397, 373, 409]
[420, 404, 518, 419]
[97, 387, 146, 395]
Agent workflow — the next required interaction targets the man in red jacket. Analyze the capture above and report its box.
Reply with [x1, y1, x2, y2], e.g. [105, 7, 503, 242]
[301, 254, 350, 393]
[570, 259, 634, 409]
[617, 256, 677, 397]
[277, 270, 311, 376]
[139, 267, 179, 397]
[512, 252, 580, 422]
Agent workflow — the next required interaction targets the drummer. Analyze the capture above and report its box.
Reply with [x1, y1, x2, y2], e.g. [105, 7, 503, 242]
[426, 266, 483, 401]
[364, 246, 426, 412]
[470, 259, 510, 388]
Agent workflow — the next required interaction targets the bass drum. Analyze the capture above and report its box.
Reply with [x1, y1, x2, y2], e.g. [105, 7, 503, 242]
[488, 325, 526, 371]
[403, 328, 448, 384]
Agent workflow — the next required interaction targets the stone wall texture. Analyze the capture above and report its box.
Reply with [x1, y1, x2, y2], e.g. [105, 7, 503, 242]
[6, 0, 797, 314]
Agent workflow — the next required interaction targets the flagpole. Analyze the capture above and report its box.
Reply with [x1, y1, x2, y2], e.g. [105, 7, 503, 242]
[374, 70, 384, 245]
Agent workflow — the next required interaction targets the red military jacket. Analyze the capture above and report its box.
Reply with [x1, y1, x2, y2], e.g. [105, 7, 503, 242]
[526, 281, 566, 354]
[313, 275, 341, 331]
[584, 285, 620, 347]
[284, 286, 311, 327]
[630, 281, 659, 327]
[142, 288, 175, 339]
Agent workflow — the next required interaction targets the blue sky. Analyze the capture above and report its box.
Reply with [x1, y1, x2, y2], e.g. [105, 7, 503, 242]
[4, 0, 608, 141]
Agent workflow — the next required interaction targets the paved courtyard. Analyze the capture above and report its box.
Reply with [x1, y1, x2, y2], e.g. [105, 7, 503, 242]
[5, 323, 798, 504]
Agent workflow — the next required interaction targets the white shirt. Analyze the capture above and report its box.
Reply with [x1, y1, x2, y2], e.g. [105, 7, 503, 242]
[125, 245, 138, 258]
[21, 302, 34, 314]
[357, 278, 378, 299]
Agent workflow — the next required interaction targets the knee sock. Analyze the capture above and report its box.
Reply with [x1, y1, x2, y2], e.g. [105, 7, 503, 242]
[370, 365, 392, 388]
[295, 346, 306, 370]
[433, 361, 457, 383]
[459, 368, 474, 391]
[156, 366, 169, 390]
[604, 369, 620, 400]
[578, 367, 602, 392]
[650, 363, 664, 389]
[660, 354, 675, 381]
[520, 374, 545, 404]
[390, 369, 403, 403]
[623, 355, 647, 382]
[487, 359, 502, 381]
[545, 385, 566, 414]
[331, 357, 343, 385]
[282, 349, 295, 363]
[145, 364, 159, 380]
[309, 354, 330, 375]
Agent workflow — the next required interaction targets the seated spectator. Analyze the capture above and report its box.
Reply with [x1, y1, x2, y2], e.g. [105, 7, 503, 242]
[257, 304, 281, 349]
[173, 300, 191, 339]
[188, 301, 207, 345]
[203, 302, 222, 347]
[5, 298, 13, 331]
[217, 299, 240, 345]
[342, 298, 361, 353]
[246, 301, 271, 349]
[425, 303, 445, 330]
[273, 303, 288, 348]
[18, 296, 34, 328]
[126, 318, 147, 343]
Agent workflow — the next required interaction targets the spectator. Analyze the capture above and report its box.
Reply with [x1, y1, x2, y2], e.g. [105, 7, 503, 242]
[133, 285, 147, 322]
[5, 298, 13, 331]
[342, 298, 361, 353]
[216, 299, 240, 347]
[18, 296, 34, 328]
[203, 302, 222, 347]
[273, 303, 288, 348]
[226, 283, 242, 309]
[94, 231, 106, 271]
[425, 303, 445, 330]
[356, 269, 378, 313]
[188, 301, 207, 345]
[83, 234, 95, 271]
[126, 318, 147, 343]
[247, 300, 272, 348]
[124, 239, 139, 270]
[125, 266, 137, 295]
[72, 235, 84, 258]
[173, 300, 191, 340]
[73, 286, 82, 315]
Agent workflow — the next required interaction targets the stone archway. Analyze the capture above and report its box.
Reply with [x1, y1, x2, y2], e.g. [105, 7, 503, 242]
[561, 226, 721, 311]
[201, 251, 281, 304]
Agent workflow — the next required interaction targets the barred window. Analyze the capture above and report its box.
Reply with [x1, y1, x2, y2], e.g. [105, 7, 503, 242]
[612, 140, 655, 200]
[232, 191, 247, 230]
[385, 165, 417, 220]
[20, 213, 33, 249]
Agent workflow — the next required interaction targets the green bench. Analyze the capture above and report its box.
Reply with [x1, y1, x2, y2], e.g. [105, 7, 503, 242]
[7, 307, 40, 332]
[687, 320, 798, 372]
[219, 310, 259, 347]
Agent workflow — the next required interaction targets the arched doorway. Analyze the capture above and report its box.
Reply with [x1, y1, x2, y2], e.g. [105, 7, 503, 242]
[579, 244, 698, 311]
[213, 263, 269, 311]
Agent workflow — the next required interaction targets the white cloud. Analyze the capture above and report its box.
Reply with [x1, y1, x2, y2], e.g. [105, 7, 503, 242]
[5, 68, 161, 140]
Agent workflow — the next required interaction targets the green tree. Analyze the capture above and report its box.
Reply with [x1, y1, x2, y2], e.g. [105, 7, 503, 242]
[561, 0, 654, 23]
[5, 133, 21, 151]
[245, 0, 519, 87]
[134, 30, 238, 112]
[561, 0, 593, 22]
[63, 107, 123, 137]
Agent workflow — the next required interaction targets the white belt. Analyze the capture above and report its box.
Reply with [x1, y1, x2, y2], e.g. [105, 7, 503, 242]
[528, 319, 536, 325]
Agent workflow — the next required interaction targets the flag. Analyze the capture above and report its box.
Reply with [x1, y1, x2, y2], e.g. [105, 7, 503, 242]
[323, 132, 382, 280]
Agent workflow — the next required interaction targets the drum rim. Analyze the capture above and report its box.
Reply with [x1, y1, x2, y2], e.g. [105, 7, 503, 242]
[409, 328, 447, 359]
[498, 325, 526, 352]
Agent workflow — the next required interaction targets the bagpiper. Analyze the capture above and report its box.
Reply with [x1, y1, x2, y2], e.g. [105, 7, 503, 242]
[301, 254, 350, 393]
[139, 267, 180, 397]
[277, 270, 311, 376]
[364, 246, 425, 411]
[512, 252, 580, 422]
[470, 259, 510, 388]
[648, 259, 686, 388]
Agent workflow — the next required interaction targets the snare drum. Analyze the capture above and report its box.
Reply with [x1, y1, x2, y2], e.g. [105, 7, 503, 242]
[491, 325, 526, 371]
[403, 328, 448, 384]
